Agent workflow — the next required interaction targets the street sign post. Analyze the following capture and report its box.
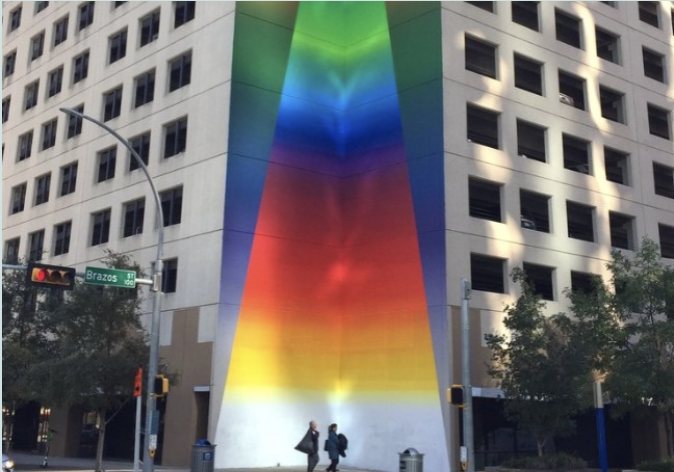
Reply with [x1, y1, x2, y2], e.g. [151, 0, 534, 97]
[84, 266, 137, 288]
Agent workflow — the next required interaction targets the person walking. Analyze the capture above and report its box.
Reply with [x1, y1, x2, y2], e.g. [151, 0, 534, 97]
[325, 423, 340, 472]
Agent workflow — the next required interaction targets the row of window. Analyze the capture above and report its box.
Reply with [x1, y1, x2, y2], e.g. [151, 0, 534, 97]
[9, 116, 188, 216]
[6, 2, 194, 38]
[467, 103, 674, 193]
[469, 175, 672, 251]
[471, 224, 674, 299]
[465, 34, 671, 129]
[9, 91, 188, 163]
[4, 232, 179, 294]
[467, 2, 674, 37]
[6, 182, 182, 251]
[2, 49, 191, 127]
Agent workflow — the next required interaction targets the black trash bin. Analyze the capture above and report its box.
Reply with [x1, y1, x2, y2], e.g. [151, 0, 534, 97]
[399, 447, 423, 472]
[191, 439, 216, 472]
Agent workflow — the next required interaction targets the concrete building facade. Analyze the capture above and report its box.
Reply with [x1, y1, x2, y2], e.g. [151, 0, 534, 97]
[3, 2, 673, 472]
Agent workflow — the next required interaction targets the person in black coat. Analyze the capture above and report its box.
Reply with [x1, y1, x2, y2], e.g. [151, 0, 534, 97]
[307, 420, 320, 472]
[325, 423, 340, 472]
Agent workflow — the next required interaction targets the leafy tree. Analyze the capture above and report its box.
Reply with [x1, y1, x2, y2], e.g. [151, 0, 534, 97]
[485, 268, 593, 456]
[31, 251, 149, 471]
[603, 239, 674, 457]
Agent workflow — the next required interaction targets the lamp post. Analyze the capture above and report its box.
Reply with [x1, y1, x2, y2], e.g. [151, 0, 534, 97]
[461, 278, 474, 472]
[59, 108, 164, 472]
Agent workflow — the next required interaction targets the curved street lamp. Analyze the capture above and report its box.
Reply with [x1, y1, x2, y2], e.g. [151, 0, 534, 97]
[59, 108, 163, 472]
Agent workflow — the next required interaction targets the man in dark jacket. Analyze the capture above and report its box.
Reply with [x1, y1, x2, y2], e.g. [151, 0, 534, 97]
[295, 420, 320, 472]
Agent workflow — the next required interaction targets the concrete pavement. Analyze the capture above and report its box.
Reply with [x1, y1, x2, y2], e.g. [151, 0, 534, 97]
[9, 452, 386, 472]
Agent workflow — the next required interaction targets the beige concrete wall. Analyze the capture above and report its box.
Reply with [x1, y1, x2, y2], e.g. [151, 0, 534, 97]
[159, 307, 212, 466]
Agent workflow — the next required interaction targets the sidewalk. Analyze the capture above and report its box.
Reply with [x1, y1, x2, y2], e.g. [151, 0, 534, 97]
[10, 452, 383, 472]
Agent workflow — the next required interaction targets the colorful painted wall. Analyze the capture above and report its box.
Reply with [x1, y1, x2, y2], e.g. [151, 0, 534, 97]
[215, 3, 447, 471]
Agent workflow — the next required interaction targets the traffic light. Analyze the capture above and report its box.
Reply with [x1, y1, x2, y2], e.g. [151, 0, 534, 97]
[133, 368, 143, 398]
[26, 263, 76, 290]
[448, 385, 465, 407]
[154, 375, 169, 398]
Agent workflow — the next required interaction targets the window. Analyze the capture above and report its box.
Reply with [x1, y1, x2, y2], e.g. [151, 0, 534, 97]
[9, 7, 22, 32]
[73, 51, 89, 83]
[643, 48, 665, 83]
[129, 132, 151, 171]
[467, 104, 499, 149]
[520, 190, 550, 233]
[514, 54, 543, 95]
[36, 2, 49, 14]
[4, 238, 20, 264]
[567, 201, 595, 242]
[53, 221, 72, 256]
[563, 134, 591, 174]
[512, 2, 539, 31]
[522, 263, 555, 300]
[609, 212, 635, 250]
[604, 147, 629, 185]
[648, 104, 671, 140]
[164, 117, 188, 158]
[123, 199, 145, 237]
[10, 183, 27, 214]
[2, 97, 10, 123]
[653, 163, 674, 199]
[41, 119, 58, 150]
[555, 10, 582, 49]
[109, 29, 128, 64]
[595, 28, 620, 64]
[78, 2, 95, 31]
[35, 173, 51, 206]
[599, 86, 625, 123]
[639, 1, 659, 28]
[4, 51, 17, 78]
[571, 271, 600, 295]
[97, 147, 117, 182]
[465, 2, 493, 13]
[464, 36, 496, 79]
[115, 2, 127, 8]
[30, 32, 45, 61]
[469, 178, 502, 222]
[600, 1, 616, 7]
[160, 186, 183, 227]
[174, 1, 195, 28]
[53, 16, 68, 46]
[24, 81, 39, 111]
[67, 105, 84, 138]
[140, 10, 160, 46]
[47, 67, 64, 98]
[471, 254, 505, 293]
[60, 162, 78, 196]
[134, 70, 155, 108]
[162, 258, 179, 293]
[659, 224, 674, 259]
[18, 131, 33, 161]
[103, 87, 123, 122]
[28, 230, 45, 262]
[169, 52, 192, 91]
[559, 71, 586, 110]
[91, 209, 112, 246]
[517, 120, 546, 162]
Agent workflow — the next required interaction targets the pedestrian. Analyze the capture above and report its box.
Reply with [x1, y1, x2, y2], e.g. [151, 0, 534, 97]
[325, 423, 340, 472]
[294, 420, 320, 472]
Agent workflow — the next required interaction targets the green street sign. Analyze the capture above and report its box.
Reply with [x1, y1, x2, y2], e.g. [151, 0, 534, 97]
[84, 266, 137, 288]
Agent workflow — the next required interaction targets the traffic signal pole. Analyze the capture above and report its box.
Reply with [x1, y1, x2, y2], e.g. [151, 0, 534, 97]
[461, 279, 475, 472]
[59, 108, 164, 472]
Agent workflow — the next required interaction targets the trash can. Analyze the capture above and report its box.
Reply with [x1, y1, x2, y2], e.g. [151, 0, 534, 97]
[399, 448, 423, 472]
[191, 439, 216, 472]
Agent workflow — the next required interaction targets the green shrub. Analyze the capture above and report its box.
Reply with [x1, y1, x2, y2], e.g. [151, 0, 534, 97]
[500, 453, 588, 470]
[636, 460, 674, 472]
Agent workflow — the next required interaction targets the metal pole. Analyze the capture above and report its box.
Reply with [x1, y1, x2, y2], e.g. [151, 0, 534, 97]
[59, 108, 164, 472]
[461, 279, 475, 472]
[594, 381, 608, 472]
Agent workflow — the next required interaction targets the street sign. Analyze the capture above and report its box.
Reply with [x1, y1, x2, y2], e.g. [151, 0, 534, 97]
[84, 266, 137, 288]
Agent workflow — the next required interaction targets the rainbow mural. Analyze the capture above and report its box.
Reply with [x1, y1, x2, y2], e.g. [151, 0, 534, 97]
[215, 3, 448, 471]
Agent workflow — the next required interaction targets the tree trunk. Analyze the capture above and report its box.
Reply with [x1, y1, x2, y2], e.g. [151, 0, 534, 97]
[536, 437, 546, 457]
[95, 411, 106, 472]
